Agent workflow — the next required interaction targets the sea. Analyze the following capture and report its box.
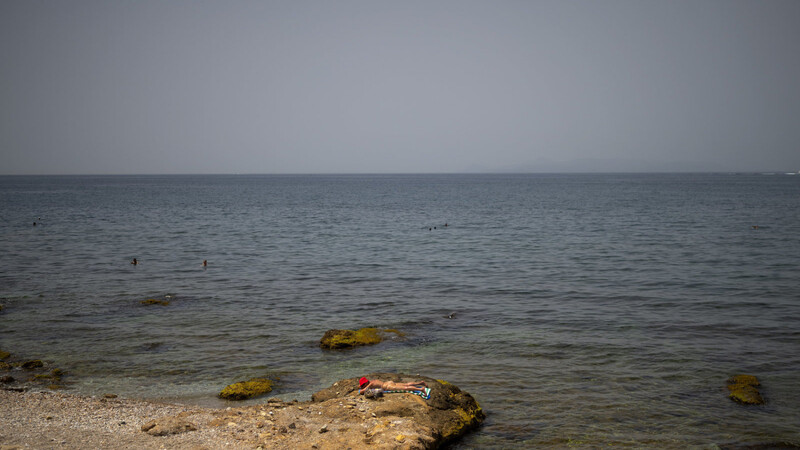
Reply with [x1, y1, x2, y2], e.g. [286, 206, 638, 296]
[1, 173, 799, 448]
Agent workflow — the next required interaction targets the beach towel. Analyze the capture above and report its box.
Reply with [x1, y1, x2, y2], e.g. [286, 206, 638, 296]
[384, 387, 431, 400]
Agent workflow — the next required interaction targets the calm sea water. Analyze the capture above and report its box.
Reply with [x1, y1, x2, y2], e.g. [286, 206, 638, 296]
[1, 173, 799, 447]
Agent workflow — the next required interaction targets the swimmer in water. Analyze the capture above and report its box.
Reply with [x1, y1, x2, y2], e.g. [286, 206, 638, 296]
[203, 260, 207, 267]
[131, 258, 138, 265]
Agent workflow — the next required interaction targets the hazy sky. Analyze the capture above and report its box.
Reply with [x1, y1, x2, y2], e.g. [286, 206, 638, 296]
[2, 0, 799, 174]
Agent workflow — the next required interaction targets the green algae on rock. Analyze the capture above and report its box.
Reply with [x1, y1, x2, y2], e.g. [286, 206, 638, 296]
[33, 368, 65, 382]
[219, 377, 273, 400]
[319, 327, 405, 349]
[727, 374, 765, 405]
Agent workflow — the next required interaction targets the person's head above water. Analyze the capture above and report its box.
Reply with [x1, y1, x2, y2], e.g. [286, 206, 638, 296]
[359, 377, 369, 388]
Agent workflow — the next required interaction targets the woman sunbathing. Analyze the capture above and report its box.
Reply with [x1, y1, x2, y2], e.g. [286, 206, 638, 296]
[358, 377, 428, 394]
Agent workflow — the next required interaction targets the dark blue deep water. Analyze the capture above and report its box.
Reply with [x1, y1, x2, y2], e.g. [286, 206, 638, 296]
[1, 173, 799, 447]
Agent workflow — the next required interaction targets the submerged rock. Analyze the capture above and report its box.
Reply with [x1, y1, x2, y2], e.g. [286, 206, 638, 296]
[0, 351, 69, 392]
[219, 377, 273, 400]
[33, 368, 65, 383]
[319, 328, 405, 349]
[140, 299, 170, 306]
[727, 374, 765, 405]
[0, 350, 10, 360]
[21, 360, 44, 370]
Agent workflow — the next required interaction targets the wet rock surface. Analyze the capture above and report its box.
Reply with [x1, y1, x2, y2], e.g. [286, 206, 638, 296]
[218, 377, 274, 400]
[319, 327, 404, 349]
[727, 374, 765, 405]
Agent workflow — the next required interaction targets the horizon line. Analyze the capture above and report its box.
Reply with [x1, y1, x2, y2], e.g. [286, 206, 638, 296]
[1, 170, 798, 177]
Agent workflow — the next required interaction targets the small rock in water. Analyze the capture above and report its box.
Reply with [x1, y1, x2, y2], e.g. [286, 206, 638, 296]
[140, 299, 169, 306]
[21, 360, 44, 369]
[727, 374, 765, 405]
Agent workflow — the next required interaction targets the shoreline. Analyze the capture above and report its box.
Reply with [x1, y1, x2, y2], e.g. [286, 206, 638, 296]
[1, 372, 485, 449]
[0, 389, 250, 449]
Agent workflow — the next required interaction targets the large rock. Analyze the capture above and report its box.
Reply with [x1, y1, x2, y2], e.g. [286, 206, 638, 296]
[311, 372, 484, 447]
[319, 328, 404, 349]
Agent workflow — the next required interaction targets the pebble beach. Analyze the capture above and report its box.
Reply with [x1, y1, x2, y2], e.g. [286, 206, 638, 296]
[0, 389, 248, 450]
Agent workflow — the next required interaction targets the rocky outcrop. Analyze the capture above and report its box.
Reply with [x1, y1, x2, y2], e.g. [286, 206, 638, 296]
[219, 378, 273, 400]
[311, 372, 484, 447]
[319, 328, 405, 349]
[144, 373, 483, 449]
[727, 374, 765, 405]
